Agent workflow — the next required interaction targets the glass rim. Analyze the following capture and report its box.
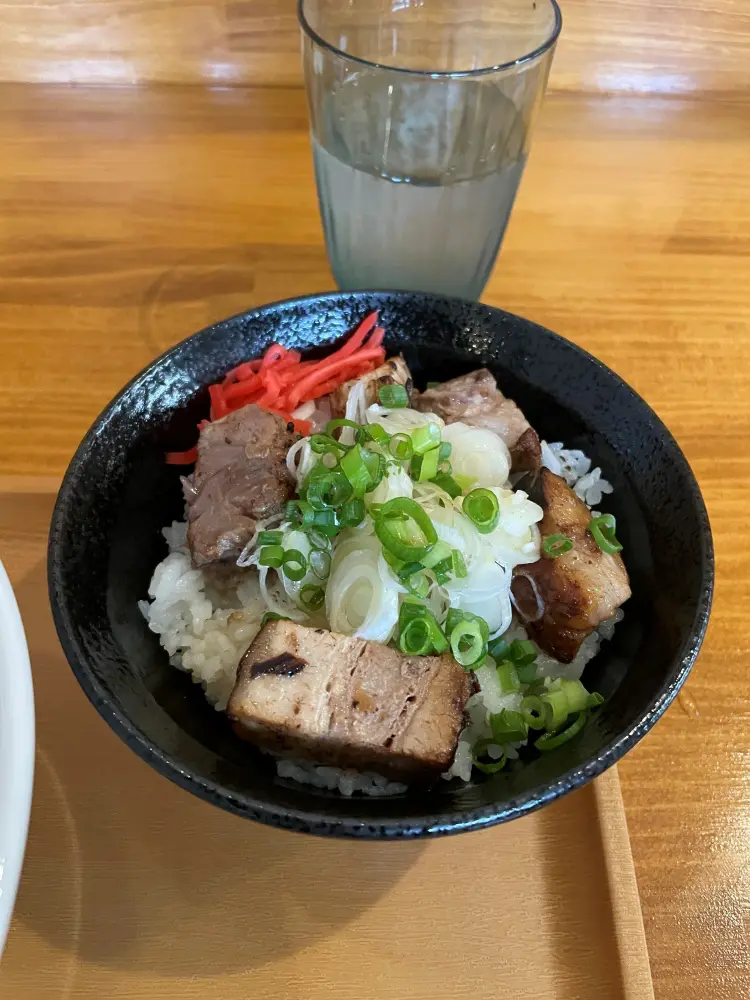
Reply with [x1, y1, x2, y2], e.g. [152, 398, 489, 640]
[297, 0, 562, 79]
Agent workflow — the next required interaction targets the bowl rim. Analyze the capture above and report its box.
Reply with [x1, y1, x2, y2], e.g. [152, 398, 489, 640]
[48, 290, 714, 838]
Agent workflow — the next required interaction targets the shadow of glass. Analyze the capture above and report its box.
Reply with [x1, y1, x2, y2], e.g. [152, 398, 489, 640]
[12, 556, 423, 979]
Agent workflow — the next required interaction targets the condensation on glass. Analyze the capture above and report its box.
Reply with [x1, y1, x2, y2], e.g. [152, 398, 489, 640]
[299, 0, 561, 299]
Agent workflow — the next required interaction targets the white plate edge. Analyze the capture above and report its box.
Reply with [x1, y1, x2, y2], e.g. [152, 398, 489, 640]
[0, 560, 35, 957]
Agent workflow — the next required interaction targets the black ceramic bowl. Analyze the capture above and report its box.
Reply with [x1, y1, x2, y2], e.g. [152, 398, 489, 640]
[49, 292, 713, 838]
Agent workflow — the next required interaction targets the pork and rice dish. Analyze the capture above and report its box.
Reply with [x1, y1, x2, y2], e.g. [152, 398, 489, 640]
[141, 314, 630, 796]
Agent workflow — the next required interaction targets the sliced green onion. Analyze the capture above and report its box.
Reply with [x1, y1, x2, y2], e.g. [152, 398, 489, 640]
[488, 636, 510, 661]
[422, 540, 452, 569]
[362, 449, 385, 491]
[509, 638, 537, 667]
[517, 662, 538, 684]
[285, 500, 315, 528]
[282, 548, 307, 581]
[378, 384, 409, 408]
[588, 691, 605, 708]
[340, 497, 366, 527]
[535, 710, 589, 751]
[258, 544, 284, 568]
[534, 679, 602, 733]
[306, 469, 352, 510]
[451, 550, 468, 579]
[257, 530, 283, 545]
[310, 433, 347, 455]
[399, 562, 430, 598]
[431, 473, 462, 498]
[439, 441, 452, 461]
[542, 533, 574, 557]
[374, 497, 438, 562]
[450, 619, 487, 668]
[408, 573, 431, 598]
[463, 488, 500, 534]
[453, 472, 476, 491]
[260, 611, 289, 628]
[299, 583, 325, 611]
[472, 742, 507, 774]
[307, 526, 332, 550]
[553, 678, 591, 715]
[432, 556, 453, 584]
[541, 687, 571, 732]
[310, 510, 340, 538]
[382, 547, 404, 574]
[399, 617, 433, 656]
[411, 422, 441, 456]
[398, 560, 424, 581]
[309, 547, 331, 580]
[364, 423, 389, 445]
[412, 446, 440, 482]
[428, 621, 449, 654]
[389, 433, 413, 461]
[589, 513, 623, 555]
[445, 608, 489, 644]
[340, 445, 373, 497]
[496, 659, 521, 693]
[397, 600, 448, 654]
[474, 758, 507, 774]
[325, 418, 362, 444]
[520, 694, 546, 730]
[399, 598, 428, 626]
[490, 709, 528, 744]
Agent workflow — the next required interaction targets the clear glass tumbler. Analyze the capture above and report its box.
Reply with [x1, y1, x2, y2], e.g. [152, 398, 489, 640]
[299, 0, 561, 300]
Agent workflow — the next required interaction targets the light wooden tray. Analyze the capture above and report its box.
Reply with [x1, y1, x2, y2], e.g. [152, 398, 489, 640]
[0, 483, 654, 1000]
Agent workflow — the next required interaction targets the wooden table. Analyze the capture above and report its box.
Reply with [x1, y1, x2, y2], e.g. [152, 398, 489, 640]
[0, 81, 748, 997]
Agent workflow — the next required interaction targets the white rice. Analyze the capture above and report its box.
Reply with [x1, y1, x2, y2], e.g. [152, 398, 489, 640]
[276, 759, 407, 797]
[141, 441, 621, 795]
[540, 440, 614, 508]
[139, 521, 267, 710]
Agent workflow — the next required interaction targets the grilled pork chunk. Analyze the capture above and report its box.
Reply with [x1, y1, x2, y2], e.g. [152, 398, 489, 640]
[185, 405, 297, 567]
[511, 470, 631, 662]
[227, 620, 471, 780]
[413, 368, 541, 473]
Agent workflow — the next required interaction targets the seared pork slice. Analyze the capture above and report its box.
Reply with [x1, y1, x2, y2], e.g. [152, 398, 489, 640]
[185, 404, 297, 567]
[227, 620, 471, 780]
[413, 369, 541, 473]
[511, 469, 631, 662]
[330, 356, 413, 418]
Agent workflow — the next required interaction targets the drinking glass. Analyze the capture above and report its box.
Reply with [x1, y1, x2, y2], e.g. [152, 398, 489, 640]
[299, 0, 561, 299]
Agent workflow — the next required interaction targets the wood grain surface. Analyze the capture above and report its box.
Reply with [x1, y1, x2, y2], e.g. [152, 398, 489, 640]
[0, 488, 654, 1000]
[0, 82, 748, 998]
[0, 0, 749, 93]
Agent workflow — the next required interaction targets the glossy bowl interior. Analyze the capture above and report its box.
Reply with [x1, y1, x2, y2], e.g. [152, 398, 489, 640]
[48, 292, 713, 837]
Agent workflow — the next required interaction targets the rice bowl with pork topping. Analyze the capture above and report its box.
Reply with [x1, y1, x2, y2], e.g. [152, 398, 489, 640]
[141, 313, 631, 795]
